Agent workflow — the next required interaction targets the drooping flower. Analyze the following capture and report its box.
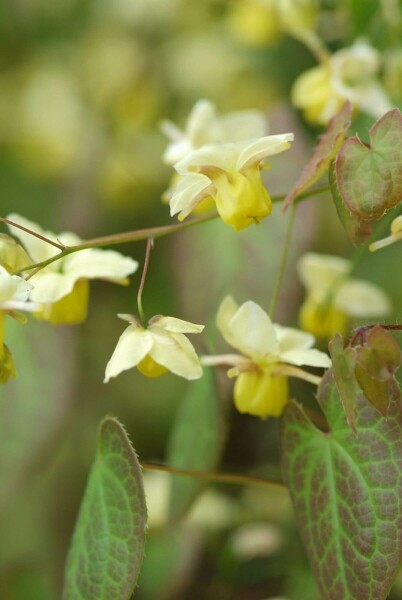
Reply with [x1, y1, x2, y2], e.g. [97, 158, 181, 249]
[0, 265, 37, 382]
[292, 41, 392, 125]
[161, 99, 268, 165]
[369, 216, 402, 252]
[7, 214, 138, 325]
[298, 253, 392, 339]
[104, 314, 204, 382]
[203, 296, 330, 418]
[169, 133, 293, 231]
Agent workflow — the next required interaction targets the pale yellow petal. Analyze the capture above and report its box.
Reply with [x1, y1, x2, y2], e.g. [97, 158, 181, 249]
[104, 326, 153, 382]
[219, 110, 268, 141]
[236, 134, 294, 171]
[149, 327, 202, 380]
[334, 280, 392, 317]
[0, 266, 32, 304]
[175, 143, 239, 173]
[216, 295, 240, 346]
[64, 248, 138, 283]
[298, 252, 350, 297]
[150, 315, 204, 334]
[279, 348, 331, 368]
[26, 272, 76, 303]
[222, 300, 279, 359]
[274, 324, 315, 352]
[169, 173, 213, 219]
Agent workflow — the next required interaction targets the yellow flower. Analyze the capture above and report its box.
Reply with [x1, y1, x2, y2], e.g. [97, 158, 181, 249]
[298, 253, 392, 339]
[7, 214, 138, 325]
[369, 216, 402, 252]
[169, 134, 293, 231]
[0, 265, 37, 383]
[161, 99, 268, 166]
[104, 314, 204, 382]
[292, 41, 392, 125]
[203, 296, 330, 418]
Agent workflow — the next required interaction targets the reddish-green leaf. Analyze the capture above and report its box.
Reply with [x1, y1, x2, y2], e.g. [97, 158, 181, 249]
[355, 326, 401, 381]
[284, 102, 352, 210]
[335, 109, 402, 220]
[353, 327, 402, 416]
[329, 161, 372, 246]
[281, 370, 402, 600]
[328, 334, 359, 432]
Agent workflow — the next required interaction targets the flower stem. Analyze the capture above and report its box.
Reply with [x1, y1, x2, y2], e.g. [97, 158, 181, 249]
[137, 238, 153, 325]
[8, 185, 330, 277]
[1, 216, 65, 250]
[141, 462, 285, 488]
[269, 203, 297, 319]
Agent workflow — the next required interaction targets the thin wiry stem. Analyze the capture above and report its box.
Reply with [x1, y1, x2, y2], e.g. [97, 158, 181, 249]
[0, 217, 65, 250]
[7, 185, 330, 278]
[137, 238, 153, 325]
[141, 462, 285, 488]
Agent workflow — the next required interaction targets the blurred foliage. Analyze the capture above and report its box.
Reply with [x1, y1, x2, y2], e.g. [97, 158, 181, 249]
[0, 0, 401, 599]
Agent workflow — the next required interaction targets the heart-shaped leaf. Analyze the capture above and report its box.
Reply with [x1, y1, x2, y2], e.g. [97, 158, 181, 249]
[281, 370, 402, 600]
[335, 108, 402, 220]
[62, 417, 147, 600]
[284, 102, 352, 210]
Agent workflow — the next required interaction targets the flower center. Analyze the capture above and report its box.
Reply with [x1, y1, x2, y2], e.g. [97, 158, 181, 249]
[137, 355, 168, 378]
[234, 367, 289, 418]
[299, 298, 349, 339]
[210, 165, 272, 231]
[37, 279, 90, 325]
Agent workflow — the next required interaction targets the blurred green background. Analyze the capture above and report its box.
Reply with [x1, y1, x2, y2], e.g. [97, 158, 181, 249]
[0, 0, 401, 598]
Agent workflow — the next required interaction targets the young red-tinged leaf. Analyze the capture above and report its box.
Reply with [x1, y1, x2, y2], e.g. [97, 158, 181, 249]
[335, 109, 402, 220]
[353, 326, 402, 416]
[284, 102, 352, 210]
[329, 161, 372, 246]
[62, 417, 147, 600]
[355, 326, 401, 381]
[167, 370, 226, 523]
[328, 334, 359, 433]
[354, 366, 397, 417]
[281, 370, 402, 600]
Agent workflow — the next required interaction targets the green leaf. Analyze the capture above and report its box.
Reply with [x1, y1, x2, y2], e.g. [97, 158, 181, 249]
[335, 109, 402, 220]
[281, 370, 402, 600]
[62, 417, 147, 600]
[166, 370, 226, 523]
[329, 161, 372, 246]
[328, 334, 359, 432]
[284, 102, 352, 210]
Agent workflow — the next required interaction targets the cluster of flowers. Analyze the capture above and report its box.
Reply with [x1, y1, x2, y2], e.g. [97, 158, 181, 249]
[1, 101, 397, 417]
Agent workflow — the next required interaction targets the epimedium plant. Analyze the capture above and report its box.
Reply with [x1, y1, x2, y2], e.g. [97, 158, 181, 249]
[1, 97, 402, 600]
